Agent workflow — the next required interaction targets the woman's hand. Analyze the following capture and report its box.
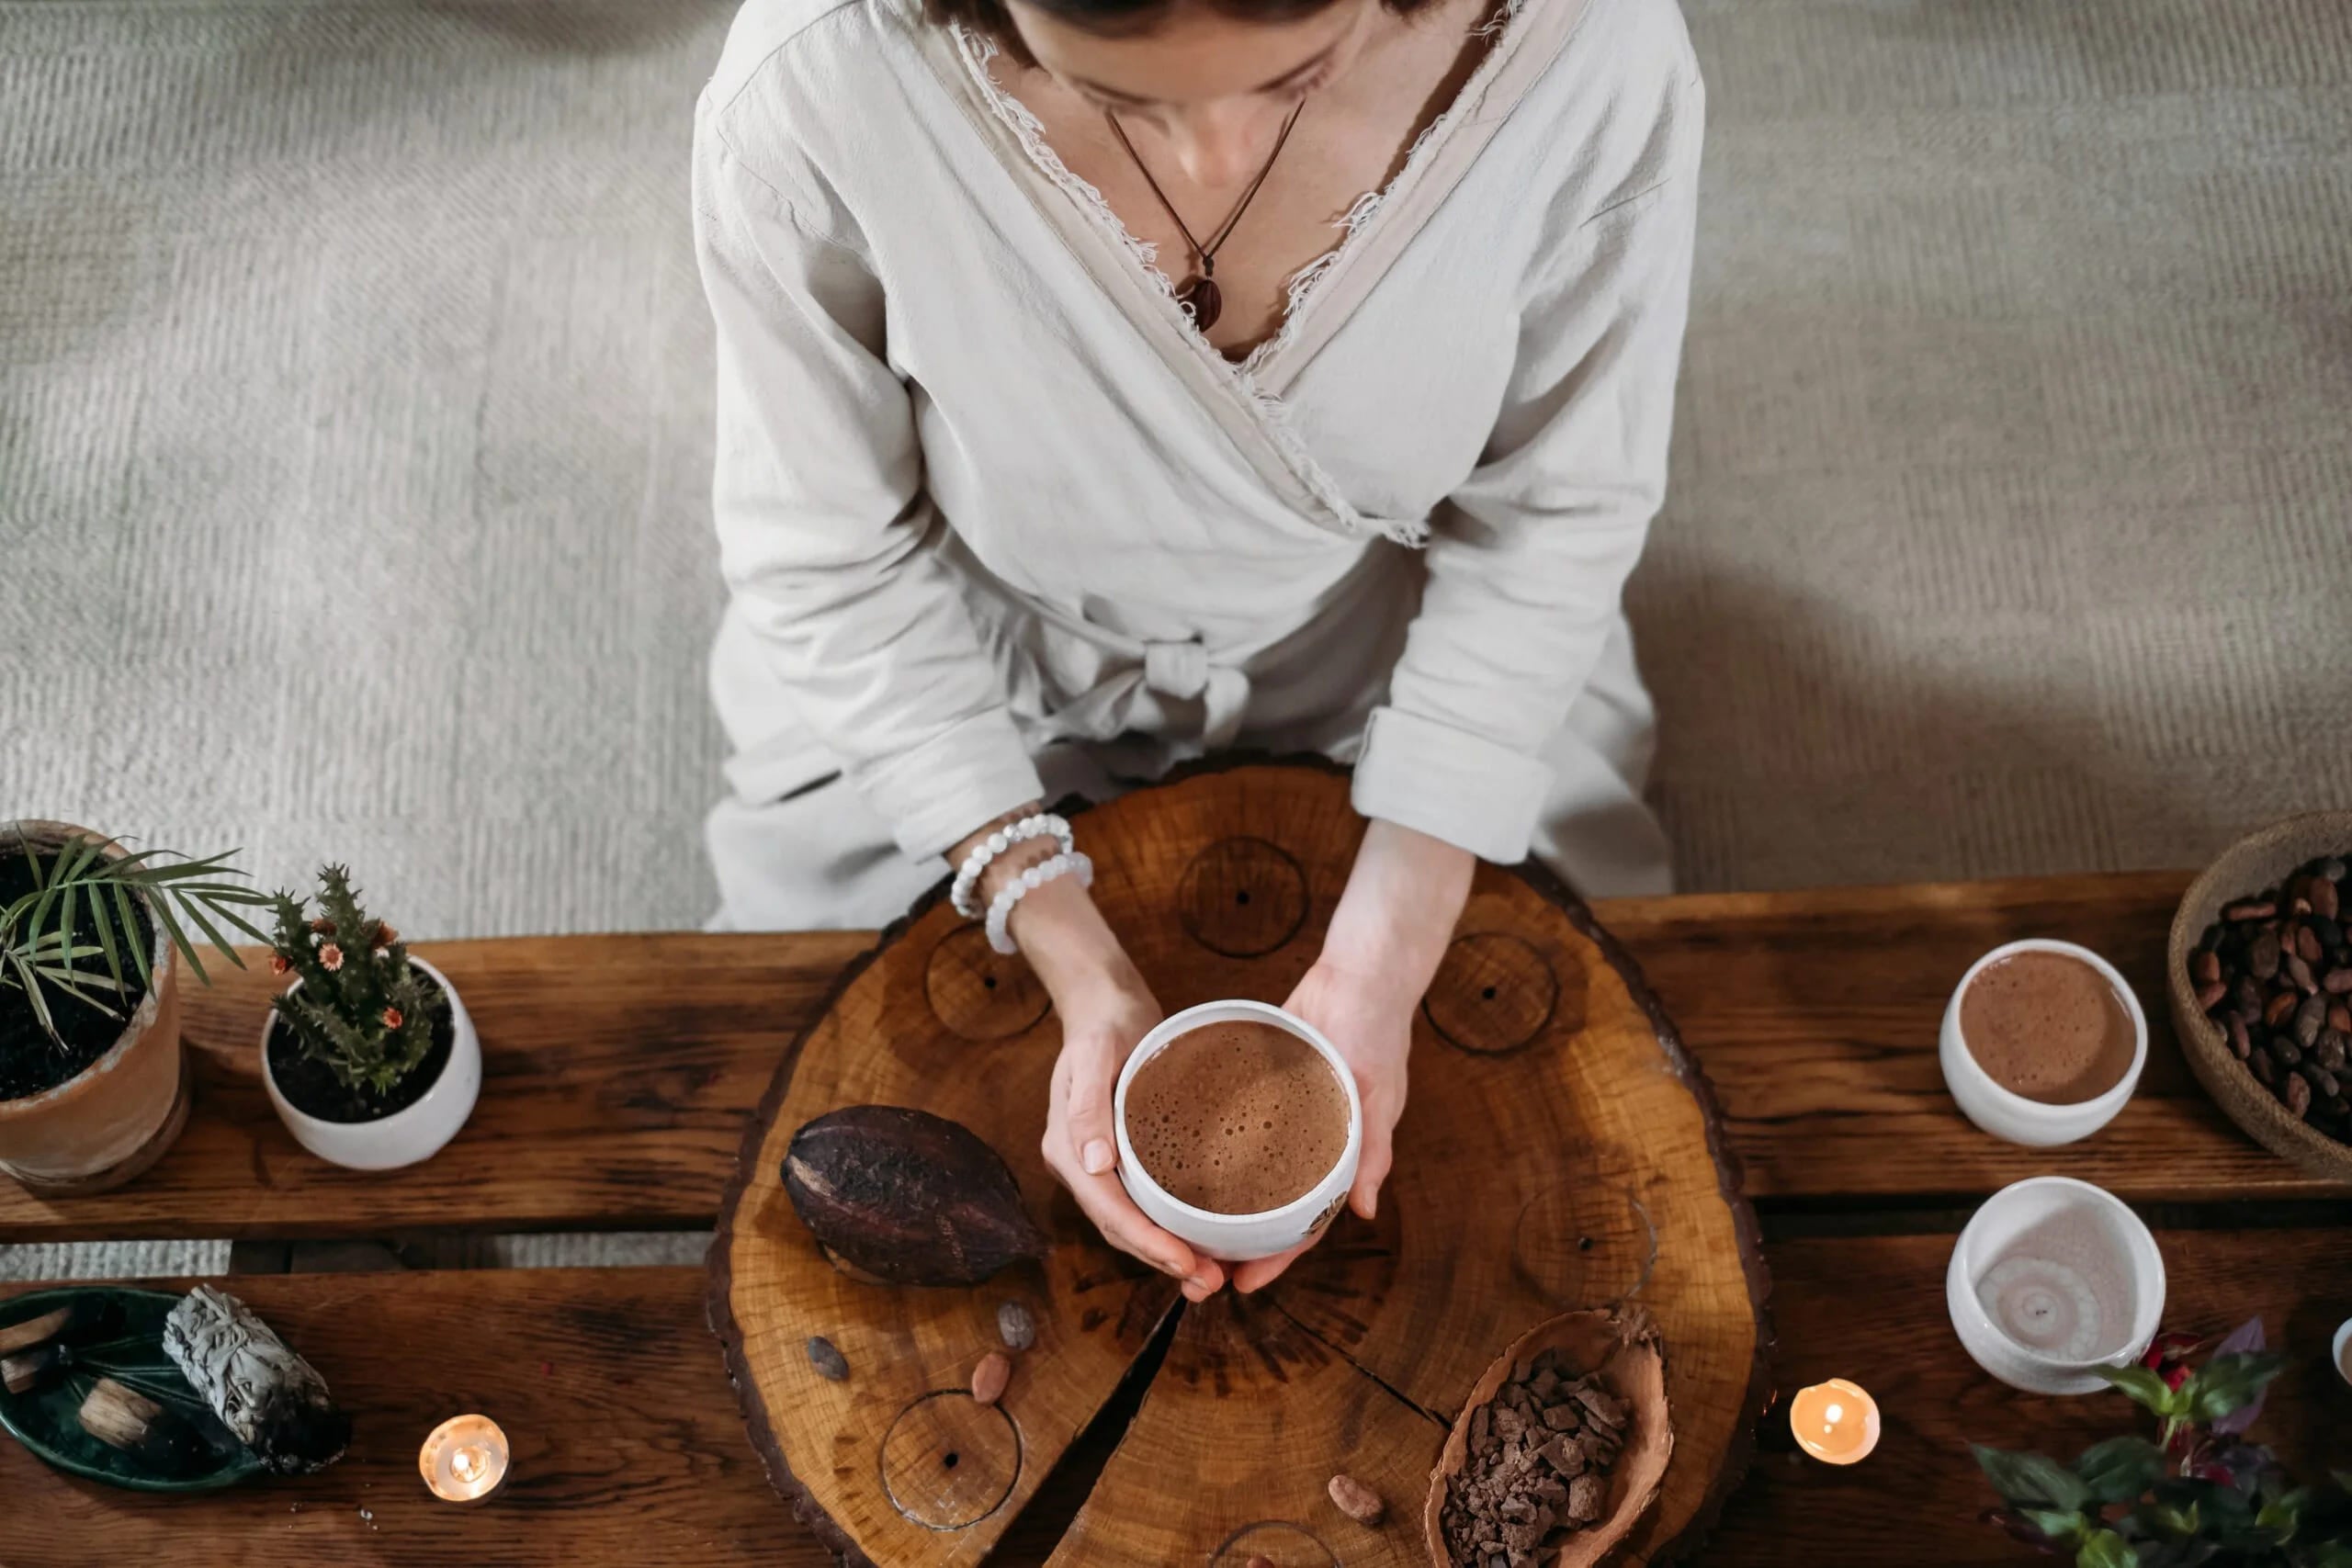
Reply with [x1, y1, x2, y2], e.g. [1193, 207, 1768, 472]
[1005, 863, 1228, 1303]
[1230, 819, 1476, 1294]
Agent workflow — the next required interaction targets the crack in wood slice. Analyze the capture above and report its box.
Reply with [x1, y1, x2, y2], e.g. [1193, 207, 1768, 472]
[711, 762, 1766, 1568]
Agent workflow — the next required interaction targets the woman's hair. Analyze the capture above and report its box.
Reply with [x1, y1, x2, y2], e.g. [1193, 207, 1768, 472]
[928, 0, 1438, 62]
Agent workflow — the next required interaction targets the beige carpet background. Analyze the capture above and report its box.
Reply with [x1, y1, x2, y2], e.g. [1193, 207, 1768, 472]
[4, 0, 2348, 929]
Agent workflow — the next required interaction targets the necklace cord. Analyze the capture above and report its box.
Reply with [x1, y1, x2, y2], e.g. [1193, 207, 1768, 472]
[1106, 99, 1306, 281]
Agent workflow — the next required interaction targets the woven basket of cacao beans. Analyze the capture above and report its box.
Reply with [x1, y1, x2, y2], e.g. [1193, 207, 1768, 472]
[2168, 810, 2352, 1183]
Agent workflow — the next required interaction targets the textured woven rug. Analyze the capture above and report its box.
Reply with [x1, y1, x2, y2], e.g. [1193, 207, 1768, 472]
[5, 0, 2348, 944]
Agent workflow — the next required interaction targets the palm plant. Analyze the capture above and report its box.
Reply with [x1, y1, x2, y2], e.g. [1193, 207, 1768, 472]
[2, 826, 270, 1048]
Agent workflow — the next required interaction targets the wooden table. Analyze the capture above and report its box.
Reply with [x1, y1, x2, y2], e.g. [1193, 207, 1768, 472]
[5, 873, 2349, 1565]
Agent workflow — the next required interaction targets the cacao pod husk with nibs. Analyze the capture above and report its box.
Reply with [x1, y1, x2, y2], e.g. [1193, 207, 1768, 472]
[784, 1105, 1048, 1286]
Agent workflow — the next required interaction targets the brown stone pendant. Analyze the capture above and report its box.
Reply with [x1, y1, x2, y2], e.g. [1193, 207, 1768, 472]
[1179, 275, 1222, 332]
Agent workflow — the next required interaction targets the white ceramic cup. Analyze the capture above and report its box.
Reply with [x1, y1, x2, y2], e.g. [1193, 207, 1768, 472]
[261, 956, 481, 1171]
[1114, 999, 1363, 1264]
[1940, 939, 2149, 1146]
[2332, 1317, 2352, 1391]
[1947, 1176, 2165, 1394]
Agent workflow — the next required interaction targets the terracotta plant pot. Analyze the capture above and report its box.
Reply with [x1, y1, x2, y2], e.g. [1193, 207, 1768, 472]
[0, 822, 190, 1196]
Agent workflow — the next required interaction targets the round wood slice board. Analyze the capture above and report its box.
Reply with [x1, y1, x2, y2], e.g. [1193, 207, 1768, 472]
[711, 762, 1770, 1567]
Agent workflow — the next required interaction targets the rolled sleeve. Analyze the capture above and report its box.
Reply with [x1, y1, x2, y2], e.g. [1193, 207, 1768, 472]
[861, 711, 1044, 861]
[1351, 706, 1554, 864]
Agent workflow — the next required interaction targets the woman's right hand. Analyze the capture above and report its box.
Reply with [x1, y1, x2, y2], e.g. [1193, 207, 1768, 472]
[1014, 874, 1227, 1302]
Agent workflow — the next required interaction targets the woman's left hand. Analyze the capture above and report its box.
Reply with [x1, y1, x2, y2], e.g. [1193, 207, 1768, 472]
[1229, 953, 1420, 1293]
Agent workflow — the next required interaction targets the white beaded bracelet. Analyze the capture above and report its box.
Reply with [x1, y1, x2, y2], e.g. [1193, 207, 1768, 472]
[951, 813, 1075, 919]
[984, 851, 1094, 955]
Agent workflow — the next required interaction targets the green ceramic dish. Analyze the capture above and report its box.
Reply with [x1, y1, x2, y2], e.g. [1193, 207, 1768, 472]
[0, 1287, 262, 1492]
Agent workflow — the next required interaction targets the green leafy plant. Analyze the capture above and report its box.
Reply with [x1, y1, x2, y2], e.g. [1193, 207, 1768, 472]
[2, 826, 268, 1045]
[267, 866, 445, 1097]
[1976, 1320, 2352, 1567]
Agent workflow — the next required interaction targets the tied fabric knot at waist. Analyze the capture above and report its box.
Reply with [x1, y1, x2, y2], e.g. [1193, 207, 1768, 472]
[1035, 633, 1253, 755]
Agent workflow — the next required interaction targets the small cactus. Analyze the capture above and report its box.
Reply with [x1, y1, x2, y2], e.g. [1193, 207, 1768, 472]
[267, 867, 443, 1096]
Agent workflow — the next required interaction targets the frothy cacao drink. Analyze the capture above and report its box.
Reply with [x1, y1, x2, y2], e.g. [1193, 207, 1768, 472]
[1125, 1020, 1349, 1214]
[1961, 951, 2136, 1105]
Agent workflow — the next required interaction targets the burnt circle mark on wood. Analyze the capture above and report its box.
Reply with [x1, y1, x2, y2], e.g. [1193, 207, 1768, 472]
[1510, 1179, 1657, 1310]
[1424, 932, 1577, 1055]
[1179, 838, 1310, 957]
[879, 1391, 1022, 1530]
[1211, 1519, 1340, 1566]
[924, 925, 1050, 1042]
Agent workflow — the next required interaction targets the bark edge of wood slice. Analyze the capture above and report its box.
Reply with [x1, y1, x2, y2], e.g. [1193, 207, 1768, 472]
[708, 757, 1772, 1568]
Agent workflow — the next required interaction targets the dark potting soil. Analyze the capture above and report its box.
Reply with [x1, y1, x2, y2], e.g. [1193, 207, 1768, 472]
[266, 966, 457, 1123]
[0, 849, 155, 1102]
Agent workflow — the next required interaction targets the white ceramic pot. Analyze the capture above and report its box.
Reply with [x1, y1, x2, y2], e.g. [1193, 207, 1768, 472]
[1939, 939, 2149, 1146]
[1947, 1176, 2165, 1394]
[261, 956, 480, 1170]
[1114, 999, 1362, 1264]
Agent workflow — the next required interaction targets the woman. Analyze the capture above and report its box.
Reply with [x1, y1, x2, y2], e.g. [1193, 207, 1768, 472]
[695, 0, 1702, 1301]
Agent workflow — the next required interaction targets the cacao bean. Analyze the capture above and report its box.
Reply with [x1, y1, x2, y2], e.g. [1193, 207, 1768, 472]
[2296, 995, 2328, 1049]
[2312, 914, 2344, 951]
[2286, 1072, 2312, 1119]
[807, 1336, 848, 1383]
[2249, 930, 2282, 979]
[2332, 1004, 2352, 1035]
[2303, 1065, 2339, 1100]
[1328, 1472, 1385, 1526]
[2288, 953, 2318, 994]
[783, 1105, 1047, 1287]
[2266, 991, 2299, 1027]
[2224, 901, 2277, 921]
[2227, 1013, 2253, 1060]
[2299, 926, 2325, 964]
[2239, 976, 2267, 1014]
[970, 1350, 1011, 1406]
[2253, 1048, 2278, 1086]
[2317, 1032, 2347, 1072]
[997, 1300, 1036, 1352]
[2326, 966, 2352, 995]
[1247, 1557, 1275, 1568]
[2192, 949, 2222, 985]
[2196, 981, 2226, 1012]
[2322, 858, 2348, 883]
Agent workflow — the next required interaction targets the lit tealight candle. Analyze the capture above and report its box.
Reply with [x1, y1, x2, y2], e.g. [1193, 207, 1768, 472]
[1788, 1379, 1880, 1465]
[420, 1415, 510, 1503]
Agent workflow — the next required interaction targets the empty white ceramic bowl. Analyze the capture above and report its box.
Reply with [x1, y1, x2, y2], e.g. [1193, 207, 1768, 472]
[1940, 940, 2149, 1146]
[1114, 999, 1361, 1264]
[1948, 1176, 2165, 1394]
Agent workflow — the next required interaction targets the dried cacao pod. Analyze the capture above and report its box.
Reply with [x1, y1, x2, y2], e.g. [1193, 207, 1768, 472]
[784, 1105, 1048, 1286]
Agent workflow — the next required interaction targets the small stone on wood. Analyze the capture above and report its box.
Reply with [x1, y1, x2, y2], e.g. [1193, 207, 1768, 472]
[806, 1336, 849, 1382]
[1328, 1472, 1386, 1525]
[996, 1299, 1036, 1351]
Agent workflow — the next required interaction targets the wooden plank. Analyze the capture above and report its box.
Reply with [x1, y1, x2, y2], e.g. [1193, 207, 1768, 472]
[0, 931, 870, 1243]
[7, 1224, 2345, 1567]
[0, 1267, 812, 1568]
[6, 873, 2343, 1242]
[1712, 1224, 2352, 1565]
[1598, 872, 2351, 1202]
